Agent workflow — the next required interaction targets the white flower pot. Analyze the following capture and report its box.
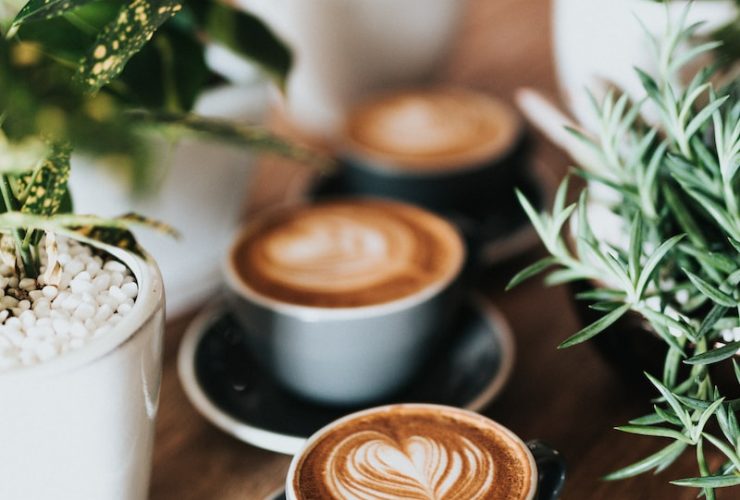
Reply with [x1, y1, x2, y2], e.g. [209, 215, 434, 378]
[70, 82, 269, 317]
[0, 244, 164, 500]
[553, 0, 736, 131]
[236, 0, 467, 136]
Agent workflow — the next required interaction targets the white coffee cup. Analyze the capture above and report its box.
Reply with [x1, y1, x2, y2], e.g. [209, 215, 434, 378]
[235, 0, 467, 136]
[224, 199, 466, 405]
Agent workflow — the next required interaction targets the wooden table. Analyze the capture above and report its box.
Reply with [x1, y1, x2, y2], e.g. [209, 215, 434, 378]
[150, 1, 733, 498]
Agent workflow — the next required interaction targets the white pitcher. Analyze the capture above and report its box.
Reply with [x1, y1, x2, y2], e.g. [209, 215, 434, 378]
[553, 0, 736, 131]
[236, 0, 467, 136]
[69, 82, 269, 317]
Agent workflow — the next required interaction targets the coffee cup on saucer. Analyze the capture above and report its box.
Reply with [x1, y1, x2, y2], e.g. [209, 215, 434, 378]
[336, 87, 526, 213]
[285, 403, 566, 500]
[224, 198, 466, 406]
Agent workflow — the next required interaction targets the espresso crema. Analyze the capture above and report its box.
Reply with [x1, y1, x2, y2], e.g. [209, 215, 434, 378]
[344, 88, 521, 171]
[293, 405, 535, 500]
[231, 200, 464, 308]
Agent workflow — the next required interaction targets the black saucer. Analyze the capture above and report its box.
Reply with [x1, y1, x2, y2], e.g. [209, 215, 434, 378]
[178, 297, 515, 455]
[308, 169, 545, 265]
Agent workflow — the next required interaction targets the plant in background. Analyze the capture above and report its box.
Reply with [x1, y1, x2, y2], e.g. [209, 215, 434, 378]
[652, 0, 740, 68]
[510, 6, 740, 496]
[0, 0, 323, 278]
[0, 0, 321, 192]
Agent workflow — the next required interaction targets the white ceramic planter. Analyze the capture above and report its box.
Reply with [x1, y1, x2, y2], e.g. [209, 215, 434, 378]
[553, 0, 736, 130]
[0, 244, 165, 500]
[236, 0, 467, 136]
[70, 82, 268, 317]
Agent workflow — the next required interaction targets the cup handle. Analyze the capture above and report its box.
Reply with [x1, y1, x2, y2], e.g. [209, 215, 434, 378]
[526, 440, 566, 500]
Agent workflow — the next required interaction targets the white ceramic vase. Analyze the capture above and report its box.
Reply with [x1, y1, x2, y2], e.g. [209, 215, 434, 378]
[235, 0, 467, 137]
[553, 0, 736, 131]
[0, 244, 165, 500]
[69, 82, 269, 317]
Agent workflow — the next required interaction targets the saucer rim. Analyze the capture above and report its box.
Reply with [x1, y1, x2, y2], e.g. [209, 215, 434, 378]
[177, 304, 306, 455]
[478, 158, 557, 265]
[177, 296, 515, 456]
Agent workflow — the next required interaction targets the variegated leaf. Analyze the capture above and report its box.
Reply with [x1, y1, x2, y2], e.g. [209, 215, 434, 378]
[0, 211, 177, 256]
[67, 212, 178, 255]
[77, 0, 183, 92]
[11, 0, 94, 29]
[20, 142, 71, 217]
[131, 110, 334, 172]
[73, 224, 142, 254]
[113, 212, 179, 237]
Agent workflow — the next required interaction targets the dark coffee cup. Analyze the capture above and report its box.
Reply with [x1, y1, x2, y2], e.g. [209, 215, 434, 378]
[285, 404, 565, 500]
[337, 87, 526, 213]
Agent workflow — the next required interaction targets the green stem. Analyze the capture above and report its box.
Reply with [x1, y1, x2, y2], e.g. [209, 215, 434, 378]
[155, 37, 181, 113]
[724, 181, 739, 234]
[0, 175, 37, 278]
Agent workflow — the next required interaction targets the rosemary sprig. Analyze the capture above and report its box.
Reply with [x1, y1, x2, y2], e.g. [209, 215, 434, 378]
[511, 4, 740, 494]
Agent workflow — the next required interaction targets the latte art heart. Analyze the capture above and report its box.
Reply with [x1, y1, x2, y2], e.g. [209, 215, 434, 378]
[293, 406, 535, 500]
[326, 431, 494, 500]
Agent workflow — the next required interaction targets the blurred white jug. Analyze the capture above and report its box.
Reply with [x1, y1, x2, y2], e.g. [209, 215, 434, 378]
[70, 81, 269, 317]
[553, 0, 736, 131]
[236, 0, 467, 136]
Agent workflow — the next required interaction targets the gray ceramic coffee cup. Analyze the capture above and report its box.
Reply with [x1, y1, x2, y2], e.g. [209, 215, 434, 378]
[223, 211, 465, 406]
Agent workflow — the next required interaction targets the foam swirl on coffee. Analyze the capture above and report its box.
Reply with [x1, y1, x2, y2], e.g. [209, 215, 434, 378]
[232, 200, 463, 308]
[293, 406, 534, 500]
[326, 432, 494, 499]
[344, 88, 521, 171]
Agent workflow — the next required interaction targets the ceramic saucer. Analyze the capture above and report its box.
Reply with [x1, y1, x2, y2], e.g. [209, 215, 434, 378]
[308, 170, 545, 266]
[178, 296, 515, 456]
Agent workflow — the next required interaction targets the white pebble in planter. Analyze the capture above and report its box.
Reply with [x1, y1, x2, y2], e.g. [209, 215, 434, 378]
[0, 236, 165, 500]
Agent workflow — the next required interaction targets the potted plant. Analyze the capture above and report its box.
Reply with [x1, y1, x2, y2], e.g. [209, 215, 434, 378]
[0, 2, 178, 497]
[553, 0, 738, 131]
[0, 1, 314, 497]
[0, 0, 324, 316]
[511, 7, 740, 496]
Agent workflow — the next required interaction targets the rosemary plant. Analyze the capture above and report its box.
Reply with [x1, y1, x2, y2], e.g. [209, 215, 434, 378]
[652, 0, 740, 68]
[510, 7, 740, 495]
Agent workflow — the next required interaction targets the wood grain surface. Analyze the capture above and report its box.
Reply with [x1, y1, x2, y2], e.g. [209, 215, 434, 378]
[150, 1, 734, 498]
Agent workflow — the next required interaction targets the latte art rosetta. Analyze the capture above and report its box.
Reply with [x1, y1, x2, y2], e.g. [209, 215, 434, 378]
[260, 212, 415, 293]
[233, 200, 464, 307]
[326, 431, 494, 500]
[345, 88, 521, 171]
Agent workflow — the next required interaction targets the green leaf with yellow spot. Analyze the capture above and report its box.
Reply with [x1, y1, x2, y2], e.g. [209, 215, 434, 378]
[20, 142, 71, 217]
[13, 141, 72, 247]
[11, 0, 96, 32]
[0, 211, 178, 256]
[71, 211, 178, 255]
[76, 0, 183, 92]
[73, 224, 143, 254]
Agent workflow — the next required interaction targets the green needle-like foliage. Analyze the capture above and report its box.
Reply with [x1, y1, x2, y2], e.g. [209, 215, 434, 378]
[511, 5, 740, 494]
